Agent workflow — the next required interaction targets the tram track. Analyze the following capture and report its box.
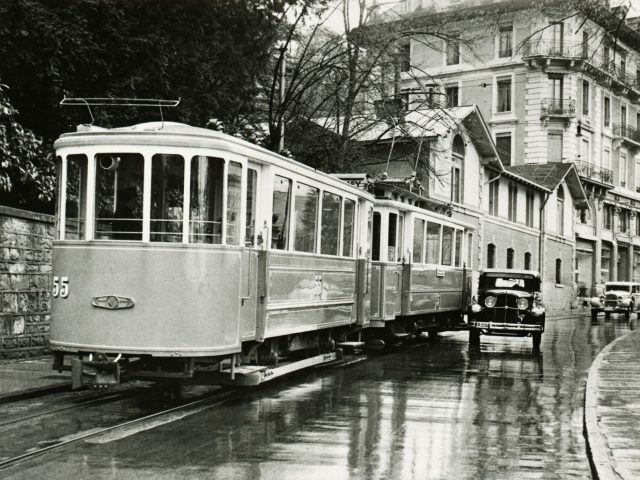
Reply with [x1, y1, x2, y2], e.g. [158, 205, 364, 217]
[0, 387, 239, 472]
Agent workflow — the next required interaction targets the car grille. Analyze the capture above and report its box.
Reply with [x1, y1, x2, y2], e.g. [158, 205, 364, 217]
[495, 294, 518, 308]
[486, 308, 520, 323]
[605, 293, 619, 308]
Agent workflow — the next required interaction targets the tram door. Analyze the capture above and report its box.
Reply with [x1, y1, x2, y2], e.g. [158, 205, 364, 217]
[239, 162, 262, 341]
[384, 212, 403, 318]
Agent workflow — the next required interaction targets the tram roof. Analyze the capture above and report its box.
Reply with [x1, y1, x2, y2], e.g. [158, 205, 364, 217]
[54, 122, 375, 200]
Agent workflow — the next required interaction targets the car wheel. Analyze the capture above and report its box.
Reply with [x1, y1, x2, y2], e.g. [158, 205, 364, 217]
[605, 312, 611, 320]
[469, 328, 480, 345]
[532, 332, 542, 350]
[591, 310, 598, 321]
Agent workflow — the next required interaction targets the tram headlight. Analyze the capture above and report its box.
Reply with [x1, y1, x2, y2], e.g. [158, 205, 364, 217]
[517, 298, 529, 310]
[99, 155, 121, 171]
[484, 296, 496, 308]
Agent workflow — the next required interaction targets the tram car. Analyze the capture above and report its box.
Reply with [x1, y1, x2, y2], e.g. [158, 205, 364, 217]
[50, 119, 473, 388]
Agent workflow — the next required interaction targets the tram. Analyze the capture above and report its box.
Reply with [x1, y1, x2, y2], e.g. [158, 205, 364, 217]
[50, 118, 474, 388]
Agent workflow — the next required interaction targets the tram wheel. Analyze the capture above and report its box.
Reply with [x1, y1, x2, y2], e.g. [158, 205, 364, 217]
[469, 328, 480, 346]
[427, 328, 439, 339]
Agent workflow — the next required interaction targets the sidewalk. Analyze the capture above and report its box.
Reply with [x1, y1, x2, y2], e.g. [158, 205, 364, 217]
[0, 357, 69, 403]
[585, 329, 640, 480]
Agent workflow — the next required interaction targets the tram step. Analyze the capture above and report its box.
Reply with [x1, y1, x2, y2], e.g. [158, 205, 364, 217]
[337, 341, 365, 354]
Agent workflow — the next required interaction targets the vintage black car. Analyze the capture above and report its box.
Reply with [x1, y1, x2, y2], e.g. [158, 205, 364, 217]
[468, 269, 546, 349]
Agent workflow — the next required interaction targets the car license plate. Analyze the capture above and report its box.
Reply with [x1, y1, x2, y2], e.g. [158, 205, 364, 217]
[474, 322, 489, 328]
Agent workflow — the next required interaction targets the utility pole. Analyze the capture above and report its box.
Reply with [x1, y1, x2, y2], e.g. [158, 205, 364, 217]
[279, 44, 287, 153]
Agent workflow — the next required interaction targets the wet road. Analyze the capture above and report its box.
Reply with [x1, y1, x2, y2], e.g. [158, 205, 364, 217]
[3, 313, 635, 479]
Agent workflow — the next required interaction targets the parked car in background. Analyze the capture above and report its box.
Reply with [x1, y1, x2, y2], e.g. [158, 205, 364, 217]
[590, 282, 640, 321]
[468, 269, 546, 349]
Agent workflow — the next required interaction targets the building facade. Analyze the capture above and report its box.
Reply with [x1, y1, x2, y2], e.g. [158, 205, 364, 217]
[368, 0, 640, 301]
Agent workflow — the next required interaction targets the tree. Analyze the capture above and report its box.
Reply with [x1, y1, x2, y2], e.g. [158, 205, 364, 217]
[0, 82, 52, 211]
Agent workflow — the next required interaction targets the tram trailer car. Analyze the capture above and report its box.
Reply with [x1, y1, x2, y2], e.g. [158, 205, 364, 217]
[50, 121, 474, 388]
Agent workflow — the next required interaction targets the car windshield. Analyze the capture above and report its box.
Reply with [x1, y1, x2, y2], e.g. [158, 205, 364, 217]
[481, 275, 539, 291]
[605, 284, 631, 292]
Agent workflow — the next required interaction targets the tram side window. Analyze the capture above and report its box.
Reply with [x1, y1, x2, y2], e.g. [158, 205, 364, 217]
[65, 154, 88, 240]
[246, 168, 257, 246]
[55, 157, 62, 240]
[321, 192, 341, 256]
[441, 226, 454, 266]
[272, 176, 292, 250]
[95, 153, 144, 241]
[388, 213, 397, 261]
[294, 182, 319, 253]
[342, 199, 355, 257]
[226, 161, 242, 245]
[190, 156, 224, 244]
[151, 154, 184, 243]
[372, 212, 381, 261]
[425, 222, 440, 264]
[455, 230, 462, 267]
[413, 218, 425, 263]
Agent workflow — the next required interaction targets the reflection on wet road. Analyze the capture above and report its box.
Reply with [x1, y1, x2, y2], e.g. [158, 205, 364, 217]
[4, 314, 634, 479]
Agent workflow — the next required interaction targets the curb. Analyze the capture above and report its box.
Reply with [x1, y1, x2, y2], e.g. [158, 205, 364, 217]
[584, 332, 631, 480]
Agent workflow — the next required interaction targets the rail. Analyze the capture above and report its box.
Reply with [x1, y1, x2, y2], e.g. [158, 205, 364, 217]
[541, 98, 575, 117]
[573, 159, 614, 185]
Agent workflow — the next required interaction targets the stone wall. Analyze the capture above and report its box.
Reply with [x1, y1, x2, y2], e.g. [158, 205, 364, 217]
[0, 206, 53, 358]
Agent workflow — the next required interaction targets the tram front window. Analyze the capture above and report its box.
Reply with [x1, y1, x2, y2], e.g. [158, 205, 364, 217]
[151, 154, 184, 243]
[95, 153, 144, 241]
[190, 156, 224, 244]
[65, 154, 87, 239]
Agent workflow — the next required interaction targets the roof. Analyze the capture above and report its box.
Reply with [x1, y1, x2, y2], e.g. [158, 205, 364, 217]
[506, 163, 588, 207]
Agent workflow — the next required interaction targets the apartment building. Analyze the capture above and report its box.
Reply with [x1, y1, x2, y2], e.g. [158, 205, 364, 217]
[367, 0, 640, 300]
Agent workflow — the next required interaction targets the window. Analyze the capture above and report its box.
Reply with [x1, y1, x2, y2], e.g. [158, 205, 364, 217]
[603, 148, 611, 171]
[467, 232, 473, 268]
[508, 183, 517, 222]
[621, 152, 628, 188]
[399, 43, 411, 72]
[506, 248, 514, 269]
[548, 131, 563, 163]
[426, 222, 441, 264]
[498, 25, 513, 57]
[294, 182, 319, 253]
[550, 21, 564, 54]
[151, 154, 185, 243]
[226, 161, 242, 245]
[64, 154, 88, 240]
[455, 230, 462, 267]
[524, 251, 532, 270]
[495, 132, 512, 166]
[321, 192, 341, 256]
[446, 37, 459, 65]
[602, 245, 612, 282]
[622, 105, 627, 126]
[582, 31, 589, 58]
[580, 137, 590, 164]
[526, 190, 535, 227]
[452, 135, 464, 203]
[452, 164, 461, 204]
[582, 80, 589, 115]
[388, 213, 398, 261]
[637, 214, 640, 236]
[549, 75, 563, 104]
[441, 226, 454, 266]
[95, 153, 144, 241]
[635, 159, 640, 193]
[445, 84, 459, 107]
[604, 96, 611, 127]
[271, 175, 292, 250]
[488, 178, 499, 216]
[372, 212, 381, 261]
[555, 258, 563, 284]
[413, 218, 425, 263]
[246, 168, 257, 246]
[620, 209, 628, 233]
[342, 199, 355, 257]
[497, 77, 511, 112]
[190, 156, 224, 244]
[556, 187, 564, 236]
[603, 204, 613, 230]
[487, 243, 496, 268]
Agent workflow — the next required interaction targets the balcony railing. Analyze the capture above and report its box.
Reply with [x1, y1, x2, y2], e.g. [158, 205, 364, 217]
[613, 123, 640, 146]
[573, 160, 614, 185]
[522, 40, 582, 59]
[541, 98, 575, 118]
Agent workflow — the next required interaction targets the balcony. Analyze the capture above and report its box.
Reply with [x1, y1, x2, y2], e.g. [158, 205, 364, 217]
[540, 98, 575, 120]
[573, 159, 614, 187]
[613, 123, 640, 148]
[522, 40, 582, 60]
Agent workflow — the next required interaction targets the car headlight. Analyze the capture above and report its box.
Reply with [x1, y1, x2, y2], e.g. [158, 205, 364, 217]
[517, 298, 529, 310]
[590, 296, 601, 307]
[484, 296, 496, 308]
